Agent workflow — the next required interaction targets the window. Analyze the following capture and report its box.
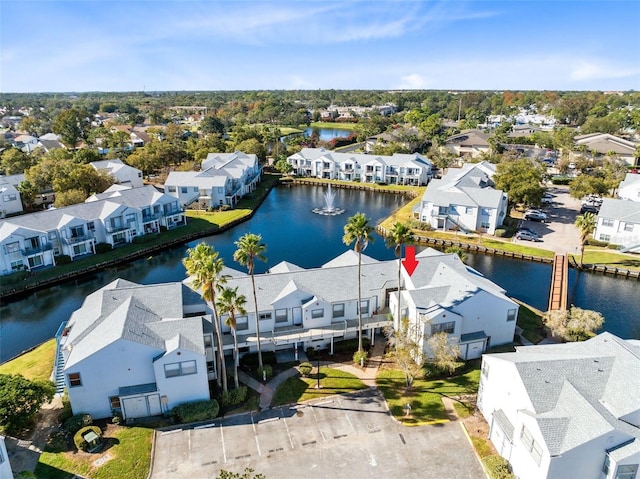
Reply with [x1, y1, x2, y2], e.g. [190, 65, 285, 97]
[624, 223, 634, 232]
[603, 455, 611, 475]
[87, 221, 95, 231]
[465, 207, 473, 214]
[68, 372, 82, 387]
[70, 225, 84, 238]
[481, 361, 490, 378]
[438, 206, 448, 215]
[203, 335, 212, 348]
[332, 303, 345, 318]
[258, 312, 272, 321]
[359, 300, 369, 314]
[181, 187, 188, 194]
[481, 208, 491, 216]
[10, 260, 23, 271]
[507, 309, 517, 321]
[167, 186, 176, 193]
[275, 309, 288, 323]
[164, 360, 197, 378]
[109, 396, 122, 411]
[48, 231, 57, 240]
[3, 194, 16, 202]
[599, 234, 611, 242]
[236, 315, 248, 330]
[520, 426, 543, 465]
[5, 241, 19, 253]
[602, 218, 614, 227]
[311, 309, 323, 319]
[73, 243, 88, 255]
[431, 321, 455, 335]
[126, 213, 136, 226]
[28, 255, 43, 268]
[616, 465, 639, 479]
[481, 222, 490, 229]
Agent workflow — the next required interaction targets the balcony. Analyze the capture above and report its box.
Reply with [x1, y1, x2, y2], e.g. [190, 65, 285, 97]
[21, 242, 53, 256]
[63, 234, 94, 245]
[142, 212, 162, 222]
[106, 224, 136, 234]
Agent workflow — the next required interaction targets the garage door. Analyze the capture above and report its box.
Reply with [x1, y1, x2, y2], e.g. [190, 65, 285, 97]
[123, 396, 148, 419]
[463, 340, 485, 360]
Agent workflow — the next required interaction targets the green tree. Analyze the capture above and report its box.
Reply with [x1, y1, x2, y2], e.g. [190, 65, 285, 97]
[183, 243, 230, 393]
[426, 332, 461, 375]
[385, 221, 415, 334]
[53, 108, 90, 148]
[274, 158, 293, 175]
[233, 233, 268, 371]
[0, 374, 55, 434]
[17, 180, 37, 211]
[569, 175, 608, 200]
[54, 189, 86, 207]
[494, 158, 544, 206]
[200, 115, 226, 135]
[542, 306, 604, 341]
[575, 213, 596, 267]
[444, 245, 467, 262]
[52, 163, 113, 197]
[342, 213, 374, 353]
[216, 286, 247, 389]
[1, 148, 32, 175]
[235, 138, 267, 161]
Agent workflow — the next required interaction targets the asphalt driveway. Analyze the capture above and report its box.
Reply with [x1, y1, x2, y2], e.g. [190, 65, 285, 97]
[150, 389, 484, 479]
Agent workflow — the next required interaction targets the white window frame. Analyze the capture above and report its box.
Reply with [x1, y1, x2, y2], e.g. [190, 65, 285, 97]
[275, 309, 288, 323]
[332, 303, 345, 318]
[311, 309, 324, 319]
[164, 360, 197, 378]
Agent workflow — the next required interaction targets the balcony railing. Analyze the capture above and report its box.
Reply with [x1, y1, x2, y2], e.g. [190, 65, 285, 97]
[63, 234, 94, 245]
[21, 242, 53, 256]
[106, 224, 136, 234]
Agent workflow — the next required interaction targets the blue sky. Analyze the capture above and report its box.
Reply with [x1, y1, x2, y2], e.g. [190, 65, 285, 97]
[2, 0, 639, 92]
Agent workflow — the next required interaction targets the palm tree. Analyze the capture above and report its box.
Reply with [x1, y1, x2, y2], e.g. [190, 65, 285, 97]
[385, 222, 415, 331]
[216, 286, 247, 389]
[233, 233, 267, 371]
[183, 242, 230, 393]
[575, 212, 596, 267]
[342, 212, 374, 352]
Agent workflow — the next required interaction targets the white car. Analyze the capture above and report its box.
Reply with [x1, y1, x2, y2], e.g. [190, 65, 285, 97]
[524, 209, 547, 222]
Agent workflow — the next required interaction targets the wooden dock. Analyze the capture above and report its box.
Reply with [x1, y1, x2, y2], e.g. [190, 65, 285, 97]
[548, 254, 569, 311]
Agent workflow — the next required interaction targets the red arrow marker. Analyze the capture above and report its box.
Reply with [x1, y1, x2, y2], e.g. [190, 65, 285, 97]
[402, 245, 419, 276]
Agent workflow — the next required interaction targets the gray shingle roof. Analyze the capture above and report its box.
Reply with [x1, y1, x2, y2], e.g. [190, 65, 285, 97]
[598, 198, 640, 223]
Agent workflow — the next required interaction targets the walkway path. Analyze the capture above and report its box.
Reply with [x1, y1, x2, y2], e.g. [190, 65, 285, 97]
[239, 338, 388, 410]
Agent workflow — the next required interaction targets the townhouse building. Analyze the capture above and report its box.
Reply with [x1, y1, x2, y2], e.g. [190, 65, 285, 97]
[594, 199, 640, 253]
[414, 161, 508, 235]
[287, 148, 432, 185]
[0, 185, 184, 275]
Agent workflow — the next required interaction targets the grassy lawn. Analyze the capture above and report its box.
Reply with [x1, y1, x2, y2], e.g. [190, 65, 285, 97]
[271, 367, 367, 406]
[0, 338, 56, 381]
[377, 365, 480, 425]
[572, 248, 640, 271]
[514, 300, 546, 344]
[309, 121, 359, 131]
[35, 425, 153, 479]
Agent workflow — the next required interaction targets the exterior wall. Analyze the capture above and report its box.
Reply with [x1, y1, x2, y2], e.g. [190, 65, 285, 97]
[594, 216, 640, 252]
[116, 166, 143, 188]
[165, 184, 201, 208]
[453, 291, 517, 347]
[0, 184, 23, 216]
[0, 227, 55, 274]
[65, 339, 163, 419]
[618, 181, 640, 202]
[152, 348, 210, 413]
[0, 435, 12, 479]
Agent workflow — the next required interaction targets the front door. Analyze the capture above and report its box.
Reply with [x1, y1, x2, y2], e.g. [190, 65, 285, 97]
[293, 307, 302, 325]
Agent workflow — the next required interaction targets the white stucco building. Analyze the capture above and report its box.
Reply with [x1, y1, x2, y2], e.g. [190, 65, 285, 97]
[618, 173, 640, 202]
[414, 161, 509, 235]
[478, 333, 640, 479]
[0, 175, 23, 217]
[594, 199, 640, 253]
[91, 159, 144, 188]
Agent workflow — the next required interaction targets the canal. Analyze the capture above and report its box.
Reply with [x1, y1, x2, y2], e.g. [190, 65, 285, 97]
[1, 185, 638, 362]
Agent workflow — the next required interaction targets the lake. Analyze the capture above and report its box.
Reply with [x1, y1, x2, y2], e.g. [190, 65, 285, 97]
[1, 185, 638, 362]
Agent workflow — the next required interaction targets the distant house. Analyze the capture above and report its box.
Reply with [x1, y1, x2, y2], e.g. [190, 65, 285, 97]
[287, 148, 432, 185]
[414, 161, 508, 235]
[594, 198, 640, 253]
[91, 159, 144, 188]
[58, 279, 211, 420]
[478, 333, 640, 479]
[164, 151, 261, 209]
[618, 173, 640, 202]
[574, 133, 639, 166]
[444, 130, 491, 158]
[0, 435, 11, 479]
[0, 175, 23, 217]
[13, 134, 39, 153]
[364, 127, 424, 153]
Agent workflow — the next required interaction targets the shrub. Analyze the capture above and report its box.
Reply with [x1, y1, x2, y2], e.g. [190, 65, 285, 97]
[353, 350, 368, 366]
[95, 243, 112, 254]
[257, 365, 273, 381]
[171, 399, 220, 424]
[55, 255, 72, 265]
[111, 412, 123, 425]
[550, 176, 571, 185]
[219, 386, 248, 409]
[586, 238, 609, 247]
[73, 425, 102, 452]
[63, 413, 93, 434]
[299, 362, 313, 377]
[305, 347, 316, 360]
[494, 228, 506, 238]
[482, 455, 515, 479]
[606, 243, 621, 250]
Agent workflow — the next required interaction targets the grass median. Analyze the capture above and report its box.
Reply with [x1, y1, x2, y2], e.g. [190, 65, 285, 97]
[272, 367, 367, 406]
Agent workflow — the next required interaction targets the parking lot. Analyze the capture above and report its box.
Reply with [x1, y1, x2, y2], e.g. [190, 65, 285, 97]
[150, 389, 484, 479]
[514, 185, 582, 254]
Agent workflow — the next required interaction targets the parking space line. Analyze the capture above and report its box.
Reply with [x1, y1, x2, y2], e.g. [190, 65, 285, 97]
[255, 435, 261, 456]
[309, 404, 327, 442]
[251, 414, 256, 434]
[338, 398, 357, 434]
[280, 409, 294, 449]
[219, 423, 226, 463]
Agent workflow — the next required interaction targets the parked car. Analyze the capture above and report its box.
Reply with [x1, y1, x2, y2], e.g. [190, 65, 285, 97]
[517, 227, 539, 238]
[580, 205, 599, 215]
[541, 196, 553, 205]
[516, 230, 542, 242]
[524, 209, 547, 222]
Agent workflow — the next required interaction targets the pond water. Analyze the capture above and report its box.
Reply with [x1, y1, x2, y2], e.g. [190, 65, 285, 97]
[1, 185, 638, 362]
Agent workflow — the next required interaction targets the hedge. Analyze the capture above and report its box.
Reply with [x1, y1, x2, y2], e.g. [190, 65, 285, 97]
[219, 386, 248, 409]
[482, 455, 515, 479]
[63, 413, 93, 434]
[171, 399, 220, 424]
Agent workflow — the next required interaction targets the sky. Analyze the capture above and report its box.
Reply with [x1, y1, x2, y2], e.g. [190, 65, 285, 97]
[1, 0, 639, 93]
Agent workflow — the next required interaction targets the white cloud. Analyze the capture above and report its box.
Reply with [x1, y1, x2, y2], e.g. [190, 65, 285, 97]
[397, 73, 429, 89]
[570, 60, 640, 82]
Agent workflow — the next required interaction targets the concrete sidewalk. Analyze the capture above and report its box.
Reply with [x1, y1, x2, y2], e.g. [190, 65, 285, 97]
[242, 336, 388, 410]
